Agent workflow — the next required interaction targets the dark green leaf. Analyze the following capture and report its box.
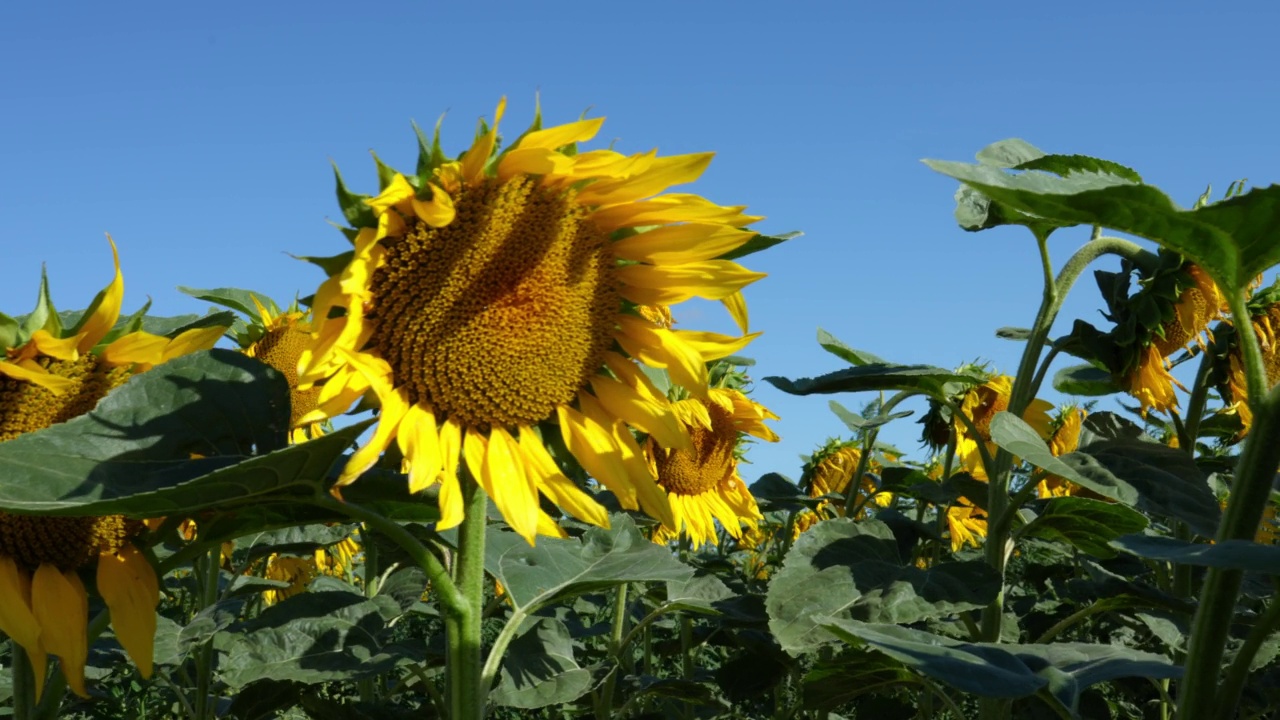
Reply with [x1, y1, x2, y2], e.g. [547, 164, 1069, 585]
[988, 412, 1087, 483]
[766, 364, 975, 399]
[1110, 535, 1280, 574]
[716, 230, 802, 261]
[1022, 498, 1149, 558]
[1053, 364, 1123, 397]
[485, 514, 691, 614]
[492, 618, 592, 708]
[0, 312, 18, 350]
[996, 327, 1032, 341]
[829, 400, 912, 431]
[1000, 643, 1181, 714]
[802, 649, 915, 711]
[177, 286, 275, 319]
[291, 251, 354, 278]
[1015, 155, 1143, 183]
[333, 162, 376, 230]
[815, 328, 886, 366]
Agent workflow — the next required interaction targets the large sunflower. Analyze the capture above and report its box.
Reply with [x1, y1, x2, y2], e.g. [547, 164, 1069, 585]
[0, 239, 224, 699]
[646, 386, 777, 548]
[953, 374, 1053, 481]
[299, 99, 765, 543]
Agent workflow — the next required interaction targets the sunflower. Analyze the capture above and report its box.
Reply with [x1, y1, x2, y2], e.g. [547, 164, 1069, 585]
[646, 386, 777, 548]
[299, 99, 766, 544]
[953, 374, 1053, 481]
[945, 499, 988, 552]
[1124, 263, 1226, 414]
[800, 440, 893, 519]
[1037, 406, 1088, 498]
[1219, 299, 1280, 434]
[242, 298, 331, 443]
[0, 239, 224, 698]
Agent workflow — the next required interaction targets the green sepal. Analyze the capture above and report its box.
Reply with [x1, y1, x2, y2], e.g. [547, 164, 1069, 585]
[21, 266, 62, 339]
[97, 298, 154, 347]
[0, 312, 19, 350]
[369, 150, 398, 191]
[413, 115, 449, 187]
[332, 161, 376, 231]
[717, 231, 802, 261]
[178, 286, 276, 321]
[290, 250, 354, 278]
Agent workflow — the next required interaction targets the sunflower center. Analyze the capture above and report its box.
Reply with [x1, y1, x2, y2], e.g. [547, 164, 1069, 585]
[970, 386, 1008, 441]
[655, 403, 737, 496]
[0, 513, 140, 571]
[368, 177, 620, 430]
[0, 355, 132, 443]
[252, 324, 321, 427]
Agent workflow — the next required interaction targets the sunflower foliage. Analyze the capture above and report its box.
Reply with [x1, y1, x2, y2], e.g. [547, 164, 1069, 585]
[3, 125, 1280, 720]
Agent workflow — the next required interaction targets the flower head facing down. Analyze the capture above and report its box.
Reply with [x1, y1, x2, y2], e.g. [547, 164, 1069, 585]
[1218, 294, 1280, 435]
[300, 99, 766, 544]
[1037, 406, 1089, 498]
[953, 374, 1053, 481]
[0, 240, 223, 698]
[799, 440, 893, 519]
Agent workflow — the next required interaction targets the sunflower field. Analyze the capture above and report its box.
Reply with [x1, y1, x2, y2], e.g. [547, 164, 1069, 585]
[3, 104, 1280, 720]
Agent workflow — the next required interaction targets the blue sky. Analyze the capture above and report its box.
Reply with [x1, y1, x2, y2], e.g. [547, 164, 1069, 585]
[3, 2, 1277, 482]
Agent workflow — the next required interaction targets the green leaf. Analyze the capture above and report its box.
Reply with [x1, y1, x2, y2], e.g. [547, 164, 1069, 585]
[214, 586, 423, 689]
[999, 643, 1181, 714]
[828, 401, 912, 432]
[766, 518, 999, 655]
[988, 412, 1087, 482]
[766, 364, 975, 399]
[1058, 439, 1220, 537]
[491, 618, 593, 709]
[0, 349, 372, 516]
[996, 326, 1032, 341]
[1022, 498, 1149, 558]
[1053, 364, 1123, 396]
[716, 231, 802, 261]
[1110, 535, 1280, 574]
[976, 138, 1047, 168]
[291, 251, 354, 278]
[819, 618, 1046, 698]
[815, 328, 887, 366]
[485, 514, 691, 614]
[925, 156, 1280, 293]
[1015, 154, 1143, 183]
[177, 286, 275, 319]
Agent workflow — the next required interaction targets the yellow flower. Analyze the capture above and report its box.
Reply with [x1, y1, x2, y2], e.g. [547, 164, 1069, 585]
[953, 375, 1053, 481]
[1037, 406, 1088, 498]
[1220, 302, 1280, 434]
[0, 239, 223, 698]
[800, 441, 892, 518]
[647, 388, 777, 548]
[300, 99, 765, 544]
[790, 507, 824, 543]
[945, 499, 988, 552]
[1257, 502, 1279, 546]
[242, 298, 329, 443]
[1126, 264, 1226, 415]
[261, 554, 317, 606]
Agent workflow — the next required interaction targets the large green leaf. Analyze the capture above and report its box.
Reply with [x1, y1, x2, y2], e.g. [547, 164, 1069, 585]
[215, 585, 423, 690]
[485, 514, 692, 614]
[766, 364, 975, 399]
[801, 649, 916, 711]
[0, 349, 373, 516]
[1053, 364, 1123, 397]
[829, 400, 912, 432]
[766, 518, 999, 655]
[999, 643, 1181, 715]
[491, 618, 593, 709]
[815, 328, 887, 367]
[1110, 535, 1280, 574]
[1022, 498, 1149, 558]
[819, 618, 1046, 698]
[925, 157, 1280, 293]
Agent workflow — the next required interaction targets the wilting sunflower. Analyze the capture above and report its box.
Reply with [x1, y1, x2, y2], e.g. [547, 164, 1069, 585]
[0, 239, 224, 698]
[1218, 296, 1280, 434]
[1037, 406, 1088, 498]
[800, 439, 893, 519]
[953, 374, 1053, 481]
[646, 386, 777, 548]
[1123, 263, 1226, 414]
[258, 531, 363, 605]
[299, 99, 766, 543]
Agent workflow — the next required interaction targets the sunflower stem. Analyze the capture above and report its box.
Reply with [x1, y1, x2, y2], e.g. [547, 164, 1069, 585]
[1214, 591, 1280, 720]
[193, 548, 221, 720]
[1177, 290, 1280, 720]
[11, 639, 35, 720]
[841, 391, 914, 517]
[595, 583, 630, 719]
[447, 479, 488, 720]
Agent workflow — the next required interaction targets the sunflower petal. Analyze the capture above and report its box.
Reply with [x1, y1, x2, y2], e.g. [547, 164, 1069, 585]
[614, 316, 708, 398]
[437, 418, 465, 529]
[460, 97, 507, 184]
[557, 402, 638, 508]
[515, 117, 605, 152]
[336, 389, 409, 489]
[617, 260, 766, 305]
[74, 236, 125, 353]
[517, 429, 610, 528]
[411, 183, 456, 228]
[400, 404, 443, 495]
[591, 194, 762, 232]
[97, 546, 159, 678]
[32, 564, 89, 698]
[578, 394, 675, 528]
[610, 224, 756, 265]
[365, 174, 416, 216]
[577, 153, 714, 206]
[721, 291, 750, 334]
[673, 329, 761, 362]
[0, 556, 46, 686]
[485, 427, 539, 544]
[0, 360, 75, 393]
[590, 375, 689, 450]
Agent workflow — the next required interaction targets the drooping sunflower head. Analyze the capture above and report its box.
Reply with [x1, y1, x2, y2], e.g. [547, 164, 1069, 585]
[647, 386, 777, 548]
[1038, 405, 1088, 498]
[1214, 282, 1280, 436]
[952, 373, 1053, 480]
[0, 238, 225, 698]
[799, 438, 893, 518]
[299, 99, 770, 544]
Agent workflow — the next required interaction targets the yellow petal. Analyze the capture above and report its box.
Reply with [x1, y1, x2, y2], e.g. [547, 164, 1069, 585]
[462, 426, 487, 489]
[460, 97, 506, 184]
[614, 316, 708, 398]
[400, 404, 443, 494]
[485, 427, 539, 544]
[0, 556, 46, 684]
[536, 510, 569, 539]
[721, 291, 750, 334]
[161, 325, 226, 362]
[590, 375, 690, 450]
[99, 331, 170, 367]
[25, 329, 82, 361]
[577, 153, 714, 206]
[0, 360, 75, 393]
[601, 352, 667, 405]
[32, 564, 88, 698]
[97, 546, 159, 678]
[365, 174, 416, 216]
[674, 329, 761, 363]
[436, 418, 465, 529]
[610, 224, 756, 265]
[516, 429, 610, 528]
[75, 236, 125, 353]
[497, 148, 577, 182]
[618, 260, 766, 305]
[591, 194, 761, 232]
[411, 183, 456, 228]
[578, 394, 675, 529]
[514, 117, 605, 152]
[557, 403, 638, 508]
[336, 389, 409, 490]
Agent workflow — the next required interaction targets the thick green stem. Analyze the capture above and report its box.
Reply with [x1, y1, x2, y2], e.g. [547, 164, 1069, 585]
[1214, 595, 1280, 720]
[595, 584, 630, 719]
[1177, 290, 1278, 719]
[193, 548, 220, 720]
[447, 480, 489, 720]
[11, 639, 35, 720]
[842, 391, 915, 517]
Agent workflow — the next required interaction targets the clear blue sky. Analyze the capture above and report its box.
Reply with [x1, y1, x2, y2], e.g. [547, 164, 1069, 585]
[3, 2, 1277, 482]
